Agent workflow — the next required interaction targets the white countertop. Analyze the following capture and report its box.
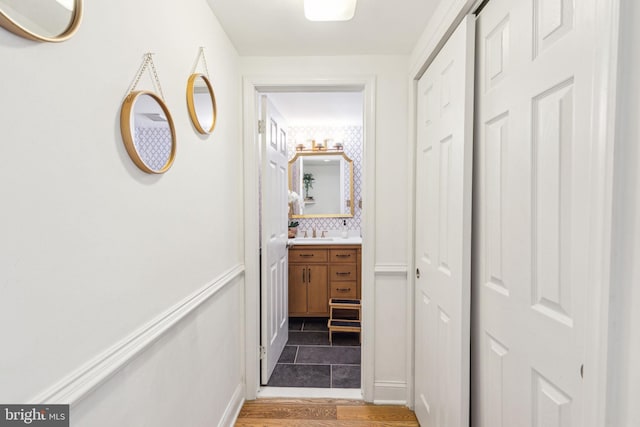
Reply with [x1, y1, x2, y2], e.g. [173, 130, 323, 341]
[288, 236, 362, 246]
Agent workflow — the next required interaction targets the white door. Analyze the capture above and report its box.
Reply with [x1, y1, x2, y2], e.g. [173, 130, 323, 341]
[260, 95, 289, 385]
[473, 0, 596, 425]
[414, 16, 475, 427]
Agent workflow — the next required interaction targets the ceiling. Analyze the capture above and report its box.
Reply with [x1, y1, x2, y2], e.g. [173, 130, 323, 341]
[207, 0, 442, 56]
[267, 92, 363, 126]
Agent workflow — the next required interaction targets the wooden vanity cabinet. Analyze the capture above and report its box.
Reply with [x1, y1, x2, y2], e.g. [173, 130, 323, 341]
[288, 244, 361, 317]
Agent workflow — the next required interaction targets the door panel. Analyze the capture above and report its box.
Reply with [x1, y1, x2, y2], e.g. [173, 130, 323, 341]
[414, 15, 475, 427]
[473, 0, 595, 424]
[260, 96, 289, 385]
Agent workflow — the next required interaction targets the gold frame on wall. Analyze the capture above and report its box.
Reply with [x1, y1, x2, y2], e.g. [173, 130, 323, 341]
[186, 73, 217, 135]
[120, 91, 177, 174]
[288, 151, 355, 219]
[0, 0, 83, 42]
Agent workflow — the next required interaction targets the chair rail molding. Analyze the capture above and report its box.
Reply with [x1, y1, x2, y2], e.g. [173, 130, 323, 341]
[30, 264, 245, 406]
[374, 264, 408, 277]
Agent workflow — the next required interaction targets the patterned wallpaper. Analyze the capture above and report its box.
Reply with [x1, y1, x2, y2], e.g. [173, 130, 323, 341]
[134, 127, 173, 171]
[287, 126, 363, 235]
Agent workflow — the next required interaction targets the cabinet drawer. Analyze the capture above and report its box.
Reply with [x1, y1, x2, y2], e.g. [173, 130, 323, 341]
[330, 249, 357, 263]
[289, 249, 327, 263]
[330, 264, 357, 281]
[330, 282, 357, 299]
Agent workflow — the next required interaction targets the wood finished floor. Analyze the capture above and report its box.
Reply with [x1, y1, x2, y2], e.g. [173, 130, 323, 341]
[235, 398, 420, 426]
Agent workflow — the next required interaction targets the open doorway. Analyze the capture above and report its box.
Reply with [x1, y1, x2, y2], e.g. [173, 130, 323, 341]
[254, 89, 366, 393]
[242, 76, 376, 401]
[260, 91, 365, 390]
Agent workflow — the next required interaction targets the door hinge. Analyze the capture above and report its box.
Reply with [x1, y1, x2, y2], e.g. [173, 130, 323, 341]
[259, 345, 266, 360]
[258, 120, 266, 134]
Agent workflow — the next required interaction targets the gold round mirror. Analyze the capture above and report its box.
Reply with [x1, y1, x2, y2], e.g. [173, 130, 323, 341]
[120, 91, 176, 174]
[0, 0, 83, 42]
[186, 73, 217, 135]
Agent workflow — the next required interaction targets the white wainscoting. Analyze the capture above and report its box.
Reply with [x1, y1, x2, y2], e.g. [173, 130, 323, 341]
[31, 264, 245, 406]
[373, 265, 409, 404]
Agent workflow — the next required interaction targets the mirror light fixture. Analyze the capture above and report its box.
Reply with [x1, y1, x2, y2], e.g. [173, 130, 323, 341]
[304, 0, 357, 21]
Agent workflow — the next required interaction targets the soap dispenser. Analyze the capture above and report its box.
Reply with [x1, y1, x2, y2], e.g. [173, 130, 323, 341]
[341, 220, 348, 238]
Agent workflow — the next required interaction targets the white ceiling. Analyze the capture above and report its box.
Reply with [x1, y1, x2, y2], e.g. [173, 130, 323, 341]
[267, 92, 363, 126]
[207, 0, 441, 56]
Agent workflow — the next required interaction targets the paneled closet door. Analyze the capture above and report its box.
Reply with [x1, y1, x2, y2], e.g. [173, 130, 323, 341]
[473, 0, 596, 425]
[414, 15, 475, 427]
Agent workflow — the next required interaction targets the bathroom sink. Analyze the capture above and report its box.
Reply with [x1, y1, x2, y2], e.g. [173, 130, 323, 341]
[289, 236, 362, 245]
[293, 237, 334, 242]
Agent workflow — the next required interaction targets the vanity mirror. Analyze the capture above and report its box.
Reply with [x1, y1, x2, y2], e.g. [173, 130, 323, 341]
[289, 152, 354, 218]
[0, 0, 83, 42]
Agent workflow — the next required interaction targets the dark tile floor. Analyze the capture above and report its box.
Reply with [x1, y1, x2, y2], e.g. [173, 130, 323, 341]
[267, 317, 361, 389]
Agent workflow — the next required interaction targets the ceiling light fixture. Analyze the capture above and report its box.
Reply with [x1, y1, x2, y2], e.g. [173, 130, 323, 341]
[304, 0, 357, 22]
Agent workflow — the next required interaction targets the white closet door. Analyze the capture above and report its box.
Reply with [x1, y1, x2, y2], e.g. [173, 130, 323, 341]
[473, 0, 596, 425]
[414, 15, 475, 427]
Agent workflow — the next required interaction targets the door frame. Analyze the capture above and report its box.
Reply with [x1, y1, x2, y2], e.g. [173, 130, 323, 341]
[406, 0, 620, 425]
[242, 75, 377, 401]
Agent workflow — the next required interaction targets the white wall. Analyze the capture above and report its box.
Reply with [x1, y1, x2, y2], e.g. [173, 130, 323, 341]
[0, 0, 245, 424]
[241, 55, 411, 401]
[608, 0, 640, 425]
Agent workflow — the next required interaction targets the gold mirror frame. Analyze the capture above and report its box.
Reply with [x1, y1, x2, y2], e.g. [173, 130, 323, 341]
[120, 91, 177, 174]
[186, 73, 217, 135]
[288, 151, 355, 219]
[0, 0, 83, 42]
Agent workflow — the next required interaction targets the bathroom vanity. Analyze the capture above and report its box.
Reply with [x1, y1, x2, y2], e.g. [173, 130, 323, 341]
[288, 242, 361, 317]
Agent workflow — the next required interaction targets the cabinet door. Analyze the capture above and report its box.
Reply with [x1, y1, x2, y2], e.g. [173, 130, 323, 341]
[306, 265, 328, 314]
[288, 264, 308, 315]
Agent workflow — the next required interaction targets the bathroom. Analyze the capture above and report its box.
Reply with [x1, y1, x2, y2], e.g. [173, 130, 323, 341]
[260, 90, 365, 391]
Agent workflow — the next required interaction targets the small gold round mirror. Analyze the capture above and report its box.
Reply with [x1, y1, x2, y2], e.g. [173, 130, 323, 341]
[120, 91, 176, 174]
[0, 0, 83, 42]
[186, 73, 217, 135]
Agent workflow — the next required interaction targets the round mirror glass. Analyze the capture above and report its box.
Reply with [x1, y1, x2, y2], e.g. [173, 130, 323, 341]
[120, 91, 176, 174]
[186, 74, 217, 134]
[0, 0, 82, 42]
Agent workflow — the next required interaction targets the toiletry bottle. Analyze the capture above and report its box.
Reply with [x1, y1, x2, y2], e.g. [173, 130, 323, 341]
[341, 220, 348, 238]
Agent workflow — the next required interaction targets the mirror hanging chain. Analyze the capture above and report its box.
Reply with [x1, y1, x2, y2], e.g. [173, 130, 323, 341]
[191, 46, 211, 78]
[126, 52, 166, 100]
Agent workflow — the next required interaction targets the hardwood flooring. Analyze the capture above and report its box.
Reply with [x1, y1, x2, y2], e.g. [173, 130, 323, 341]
[234, 398, 420, 426]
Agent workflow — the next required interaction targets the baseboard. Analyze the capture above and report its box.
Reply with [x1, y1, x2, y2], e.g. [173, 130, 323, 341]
[373, 381, 408, 405]
[30, 264, 245, 406]
[220, 383, 245, 427]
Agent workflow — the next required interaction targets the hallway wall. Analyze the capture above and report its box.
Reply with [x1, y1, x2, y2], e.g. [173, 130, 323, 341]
[241, 55, 411, 402]
[0, 0, 245, 424]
